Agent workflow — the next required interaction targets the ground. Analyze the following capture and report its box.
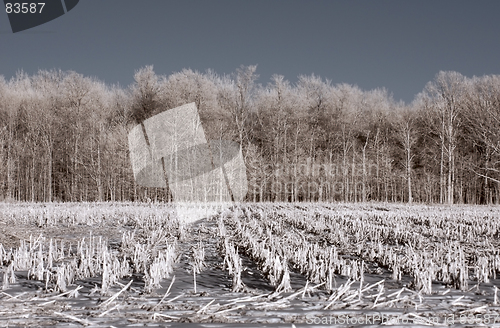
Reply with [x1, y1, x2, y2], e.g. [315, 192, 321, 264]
[1, 202, 500, 327]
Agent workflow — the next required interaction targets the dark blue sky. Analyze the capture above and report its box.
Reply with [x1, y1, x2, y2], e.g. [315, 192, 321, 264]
[2, 0, 500, 103]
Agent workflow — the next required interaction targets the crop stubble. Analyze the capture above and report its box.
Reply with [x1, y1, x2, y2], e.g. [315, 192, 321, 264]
[0, 202, 500, 326]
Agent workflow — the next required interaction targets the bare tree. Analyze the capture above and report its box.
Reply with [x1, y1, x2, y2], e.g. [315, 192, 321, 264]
[233, 65, 259, 147]
[424, 71, 465, 204]
[462, 75, 500, 203]
[130, 66, 162, 123]
[394, 106, 418, 203]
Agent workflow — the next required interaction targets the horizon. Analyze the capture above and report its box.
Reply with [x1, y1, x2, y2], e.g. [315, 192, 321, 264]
[2, 1, 500, 104]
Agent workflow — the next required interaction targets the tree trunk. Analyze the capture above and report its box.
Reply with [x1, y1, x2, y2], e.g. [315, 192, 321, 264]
[407, 151, 412, 204]
[47, 148, 52, 202]
[362, 132, 369, 202]
[440, 134, 445, 204]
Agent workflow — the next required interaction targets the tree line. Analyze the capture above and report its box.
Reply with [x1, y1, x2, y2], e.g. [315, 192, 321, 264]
[0, 66, 499, 204]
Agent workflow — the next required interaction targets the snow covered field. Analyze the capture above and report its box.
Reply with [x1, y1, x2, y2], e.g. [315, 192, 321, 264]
[1, 202, 500, 327]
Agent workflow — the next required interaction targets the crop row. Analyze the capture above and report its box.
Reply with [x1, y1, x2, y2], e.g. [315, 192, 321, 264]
[217, 203, 500, 294]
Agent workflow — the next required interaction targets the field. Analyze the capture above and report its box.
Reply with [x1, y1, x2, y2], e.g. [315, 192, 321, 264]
[1, 202, 500, 327]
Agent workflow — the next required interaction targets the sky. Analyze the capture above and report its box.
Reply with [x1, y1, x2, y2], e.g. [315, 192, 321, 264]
[1, 0, 500, 104]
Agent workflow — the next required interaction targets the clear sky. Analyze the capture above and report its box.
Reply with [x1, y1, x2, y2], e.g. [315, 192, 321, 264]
[1, 0, 500, 103]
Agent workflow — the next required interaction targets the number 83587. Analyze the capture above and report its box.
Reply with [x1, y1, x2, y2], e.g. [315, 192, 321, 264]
[5, 2, 45, 14]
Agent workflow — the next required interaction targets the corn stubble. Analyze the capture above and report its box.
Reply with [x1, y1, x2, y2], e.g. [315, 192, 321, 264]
[0, 203, 179, 295]
[1, 202, 500, 325]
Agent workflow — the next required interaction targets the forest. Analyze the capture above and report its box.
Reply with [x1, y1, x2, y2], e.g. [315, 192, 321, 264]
[0, 65, 499, 204]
